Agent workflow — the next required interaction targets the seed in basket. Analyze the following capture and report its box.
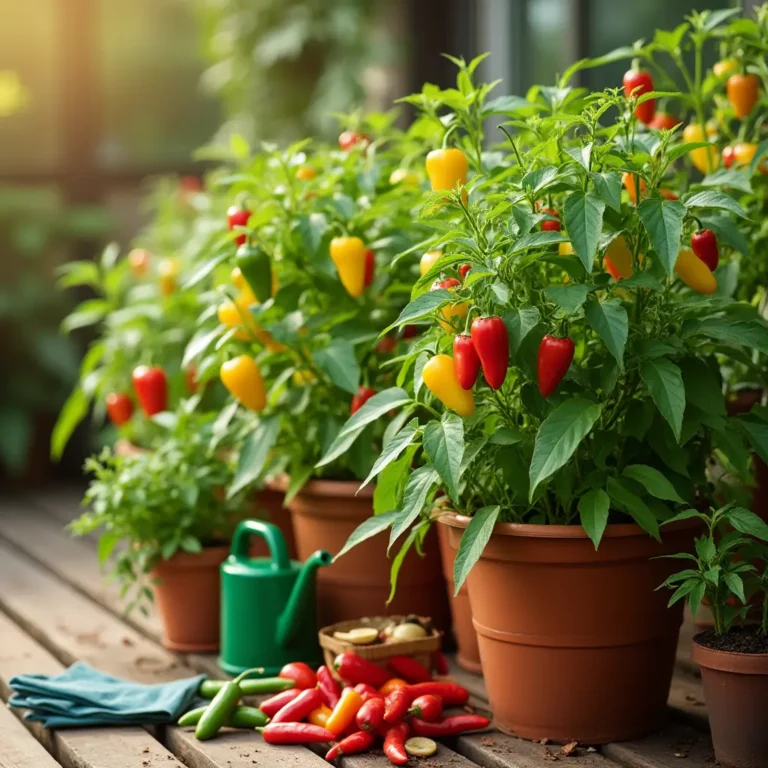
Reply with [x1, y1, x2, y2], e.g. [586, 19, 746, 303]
[333, 627, 380, 645]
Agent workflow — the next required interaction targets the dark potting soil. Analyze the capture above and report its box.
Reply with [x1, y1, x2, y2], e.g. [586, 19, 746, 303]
[695, 626, 768, 654]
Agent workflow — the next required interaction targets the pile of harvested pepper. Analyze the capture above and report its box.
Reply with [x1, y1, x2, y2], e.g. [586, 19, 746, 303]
[178, 653, 489, 764]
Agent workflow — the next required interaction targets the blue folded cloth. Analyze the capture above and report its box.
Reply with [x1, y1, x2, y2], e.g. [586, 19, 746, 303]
[8, 661, 205, 728]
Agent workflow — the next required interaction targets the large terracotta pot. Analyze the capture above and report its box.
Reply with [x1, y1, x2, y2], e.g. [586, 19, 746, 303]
[441, 512, 697, 744]
[727, 390, 768, 521]
[286, 479, 451, 631]
[436, 521, 481, 672]
[151, 545, 229, 652]
[249, 487, 297, 559]
[693, 637, 768, 768]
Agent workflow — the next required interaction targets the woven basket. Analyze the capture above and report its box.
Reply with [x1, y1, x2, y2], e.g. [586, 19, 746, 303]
[319, 616, 441, 680]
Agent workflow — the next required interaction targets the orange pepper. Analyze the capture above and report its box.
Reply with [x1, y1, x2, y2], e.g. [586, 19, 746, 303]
[325, 687, 364, 736]
[378, 678, 408, 696]
[308, 704, 332, 728]
[622, 172, 646, 205]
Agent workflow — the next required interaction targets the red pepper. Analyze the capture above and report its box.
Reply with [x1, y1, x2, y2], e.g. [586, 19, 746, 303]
[351, 386, 377, 414]
[408, 694, 443, 722]
[383, 721, 410, 766]
[270, 687, 323, 724]
[354, 683, 379, 697]
[338, 131, 370, 151]
[540, 207, 561, 231]
[226, 205, 251, 246]
[279, 661, 317, 690]
[431, 651, 449, 676]
[691, 229, 719, 271]
[105, 392, 133, 426]
[411, 713, 491, 737]
[377, 337, 397, 354]
[471, 316, 509, 390]
[622, 69, 655, 124]
[386, 656, 433, 684]
[184, 365, 198, 394]
[453, 334, 480, 390]
[356, 696, 385, 732]
[722, 145, 735, 168]
[405, 682, 470, 708]
[402, 325, 420, 339]
[334, 653, 391, 688]
[648, 112, 679, 131]
[537, 335, 575, 398]
[364, 249, 375, 287]
[435, 277, 460, 290]
[459, 264, 471, 281]
[384, 687, 410, 724]
[259, 723, 335, 744]
[317, 665, 341, 709]
[131, 366, 167, 417]
[259, 688, 301, 718]
[325, 730, 376, 760]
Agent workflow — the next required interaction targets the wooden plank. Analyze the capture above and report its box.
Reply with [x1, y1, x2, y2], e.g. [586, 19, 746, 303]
[602, 724, 714, 768]
[0, 704, 62, 768]
[666, 673, 707, 731]
[0, 612, 185, 768]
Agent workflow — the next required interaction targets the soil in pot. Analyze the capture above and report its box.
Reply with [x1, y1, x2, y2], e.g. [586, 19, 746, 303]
[441, 513, 697, 744]
[287, 479, 451, 632]
[151, 544, 230, 652]
[436, 521, 481, 672]
[693, 627, 768, 768]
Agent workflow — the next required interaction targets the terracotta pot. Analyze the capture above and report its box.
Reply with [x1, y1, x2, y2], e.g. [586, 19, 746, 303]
[151, 545, 229, 652]
[286, 478, 451, 631]
[436, 521, 481, 672]
[441, 512, 697, 744]
[248, 487, 297, 559]
[693, 638, 768, 768]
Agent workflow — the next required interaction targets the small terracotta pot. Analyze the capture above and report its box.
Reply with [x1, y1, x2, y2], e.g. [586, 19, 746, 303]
[693, 637, 768, 768]
[248, 487, 297, 559]
[285, 478, 451, 631]
[151, 545, 229, 652]
[436, 521, 481, 672]
[441, 512, 697, 744]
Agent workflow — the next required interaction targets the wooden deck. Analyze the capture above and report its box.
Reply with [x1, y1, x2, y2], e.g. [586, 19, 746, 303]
[0, 490, 712, 768]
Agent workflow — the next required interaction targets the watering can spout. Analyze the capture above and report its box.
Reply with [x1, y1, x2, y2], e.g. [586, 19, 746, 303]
[277, 549, 332, 647]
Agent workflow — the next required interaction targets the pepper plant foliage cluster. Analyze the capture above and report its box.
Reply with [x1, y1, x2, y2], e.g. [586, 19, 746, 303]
[324, 21, 768, 593]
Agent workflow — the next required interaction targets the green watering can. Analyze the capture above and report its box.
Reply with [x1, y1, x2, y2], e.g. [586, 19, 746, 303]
[219, 519, 332, 676]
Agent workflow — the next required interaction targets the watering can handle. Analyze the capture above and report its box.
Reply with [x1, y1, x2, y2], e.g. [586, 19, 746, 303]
[231, 519, 290, 570]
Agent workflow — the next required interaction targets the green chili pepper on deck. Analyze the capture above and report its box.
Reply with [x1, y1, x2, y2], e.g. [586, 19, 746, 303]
[179, 704, 268, 729]
[195, 667, 262, 741]
[198, 677, 293, 699]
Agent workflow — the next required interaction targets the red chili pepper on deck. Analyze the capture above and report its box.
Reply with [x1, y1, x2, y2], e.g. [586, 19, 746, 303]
[537, 335, 575, 398]
[691, 229, 719, 271]
[408, 694, 443, 722]
[325, 730, 376, 761]
[259, 722, 335, 744]
[106, 392, 133, 425]
[317, 665, 341, 709]
[384, 687, 410, 724]
[354, 683, 379, 697]
[259, 688, 301, 718]
[131, 366, 167, 417]
[405, 681, 470, 707]
[411, 713, 491, 737]
[471, 316, 509, 390]
[270, 687, 323, 724]
[334, 653, 391, 688]
[453, 334, 480, 390]
[431, 651, 449, 676]
[356, 696, 385, 732]
[279, 661, 317, 690]
[383, 721, 410, 765]
[386, 655, 433, 684]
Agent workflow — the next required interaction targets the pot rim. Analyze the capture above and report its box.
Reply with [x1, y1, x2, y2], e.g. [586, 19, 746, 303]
[268, 474, 374, 499]
[692, 636, 768, 675]
[436, 509, 698, 539]
[152, 543, 231, 571]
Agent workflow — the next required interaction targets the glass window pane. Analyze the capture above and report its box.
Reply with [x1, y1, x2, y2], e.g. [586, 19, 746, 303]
[529, 0, 573, 87]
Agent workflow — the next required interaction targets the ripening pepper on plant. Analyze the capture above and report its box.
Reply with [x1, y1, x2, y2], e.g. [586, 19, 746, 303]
[432, 278, 470, 333]
[603, 236, 634, 280]
[453, 334, 480, 390]
[537, 335, 575, 398]
[236, 243, 272, 304]
[540, 208, 561, 231]
[330, 236, 367, 298]
[158, 257, 178, 297]
[106, 392, 133, 425]
[420, 250, 441, 276]
[220, 356, 267, 412]
[691, 229, 719, 271]
[364, 249, 375, 287]
[683, 124, 719, 174]
[351, 386, 376, 414]
[622, 68, 655, 124]
[132, 366, 167, 416]
[726, 73, 759, 118]
[425, 148, 468, 193]
[128, 248, 150, 277]
[674, 248, 717, 295]
[713, 58, 738, 79]
[648, 112, 679, 131]
[471, 316, 509, 390]
[422, 355, 475, 417]
[622, 172, 646, 205]
[338, 131, 370, 151]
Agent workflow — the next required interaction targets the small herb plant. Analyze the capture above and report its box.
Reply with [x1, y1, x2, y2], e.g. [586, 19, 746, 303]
[70, 408, 248, 614]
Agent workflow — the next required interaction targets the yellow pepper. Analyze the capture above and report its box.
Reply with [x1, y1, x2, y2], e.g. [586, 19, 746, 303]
[325, 687, 363, 736]
[420, 250, 442, 276]
[603, 237, 634, 280]
[439, 301, 470, 333]
[158, 257, 178, 297]
[330, 236, 366, 297]
[713, 58, 738, 79]
[292, 369, 316, 385]
[422, 354, 475, 417]
[674, 248, 717, 294]
[217, 298, 285, 351]
[558, 241, 575, 256]
[308, 705, 332, 728]
[389, 168, 419, 185]
[231, 267, 245, 290]
[683, 124, 719, 174]
[425, 148, 468, 198]
[220, 356, 267, 412]
[296, 165, 317, 180]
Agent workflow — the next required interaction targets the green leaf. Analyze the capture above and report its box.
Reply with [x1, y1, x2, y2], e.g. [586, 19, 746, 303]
[640, 358, 685, 442]
[529, 399, 603, 498]
[61, 300, 112, 333]
[335, 511, 400, 561]
[543, 284, 590, 314]
[724, 572, 746, 603]
[502, 307, 540, 357]
[384, 290, 455, 333]
[284, 465, 313, 506]
[589, 171, 622, 212]
[182, 250, 230, 290]
[423, 412, 464, 501]
[584, 298, 628, 370]
[228, 416, 280, 497]
[389, 465, 439, 549]
[606, 477, 660, 540]
[702, 7, 740, 30]
[359, 420, 419, 491]
[489, 427, 526, 445]
[563, 190, 605, 273]
[680, 358, 725, 416]
[50, 387, 89, 460]
[183, 328, 220, 370]
[748, 139, 768, 176]
[689, 319, 768, 356]
[663, 508, 703, 525]
[97, 533, 119, 564]
[373, 446, 416, 515]
[387, 523, 423, 604]
[623, 464, 684, 503]
[578, 488, 610, 549]
[637, 198, 685, 274]
[453, 506, 500, 593]
[313, 340, 360, 395]
[737, 415, 768, 466]
[725, 506, 768, 543]
[683, 190, 748, 219]
[522, 166, 560, 195]
[317, 388, 411, 467]
[698, 168, 752, 195]
[180, 536, 203, 554]
[510, 231, 568, 254]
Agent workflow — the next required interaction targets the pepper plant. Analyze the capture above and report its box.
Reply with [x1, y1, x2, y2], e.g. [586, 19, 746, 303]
[320, 48, 768, 596]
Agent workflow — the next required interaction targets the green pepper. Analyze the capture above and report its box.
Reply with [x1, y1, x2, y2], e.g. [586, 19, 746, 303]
[198, 677, 293, 699]
[236, 243, 272, 303]
[195, 667, 262, 741]
[178, 704, 268, 729]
